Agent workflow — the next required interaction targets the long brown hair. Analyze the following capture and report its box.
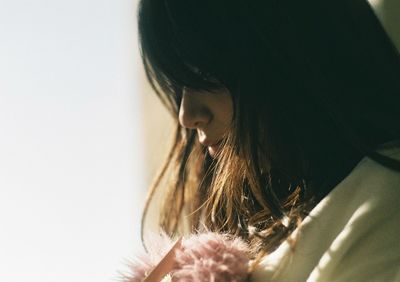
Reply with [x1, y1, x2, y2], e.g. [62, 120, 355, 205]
[138, 0, 400, 258]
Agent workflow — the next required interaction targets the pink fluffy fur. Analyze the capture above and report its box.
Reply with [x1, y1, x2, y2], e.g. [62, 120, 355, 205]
[122, 232, 174, 281]
[124, 232, 249, 282]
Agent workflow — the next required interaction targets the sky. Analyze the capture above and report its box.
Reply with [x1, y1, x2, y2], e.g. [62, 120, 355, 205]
[0, 0, 146, 281]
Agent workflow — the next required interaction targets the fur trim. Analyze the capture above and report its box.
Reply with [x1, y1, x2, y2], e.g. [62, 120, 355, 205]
[123, 232, 249, 282]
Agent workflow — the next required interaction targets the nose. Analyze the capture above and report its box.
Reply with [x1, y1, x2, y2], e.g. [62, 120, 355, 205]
[178, 89, 212, 129]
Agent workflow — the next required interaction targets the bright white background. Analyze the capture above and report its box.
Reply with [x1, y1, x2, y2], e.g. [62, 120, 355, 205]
[0, 0, 147, 281]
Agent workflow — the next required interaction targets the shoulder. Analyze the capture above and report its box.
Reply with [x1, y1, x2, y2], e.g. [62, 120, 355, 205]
[368, 0, 400, 52]
[251, 147, 400, 281]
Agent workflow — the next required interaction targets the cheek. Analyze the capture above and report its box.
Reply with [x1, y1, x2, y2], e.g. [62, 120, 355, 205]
[218, 93, 234, 126]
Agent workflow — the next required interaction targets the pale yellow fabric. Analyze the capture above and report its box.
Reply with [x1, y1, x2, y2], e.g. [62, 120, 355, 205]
[252, 146, 400, 281]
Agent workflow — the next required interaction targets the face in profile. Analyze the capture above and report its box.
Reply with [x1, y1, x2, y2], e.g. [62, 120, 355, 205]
[179, 87, 233, 158]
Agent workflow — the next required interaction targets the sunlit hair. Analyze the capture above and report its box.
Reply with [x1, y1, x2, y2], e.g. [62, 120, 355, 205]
[138, 0, 400, 260]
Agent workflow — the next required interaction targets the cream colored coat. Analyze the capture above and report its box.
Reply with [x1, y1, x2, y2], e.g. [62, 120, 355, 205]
[252, 146, 400, 281]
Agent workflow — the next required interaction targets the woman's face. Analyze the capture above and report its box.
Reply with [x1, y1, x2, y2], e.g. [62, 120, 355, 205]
[179, 87, 233, 157]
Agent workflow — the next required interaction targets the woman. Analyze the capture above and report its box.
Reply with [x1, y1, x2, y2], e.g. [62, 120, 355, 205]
[137, 0, 400, 280]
